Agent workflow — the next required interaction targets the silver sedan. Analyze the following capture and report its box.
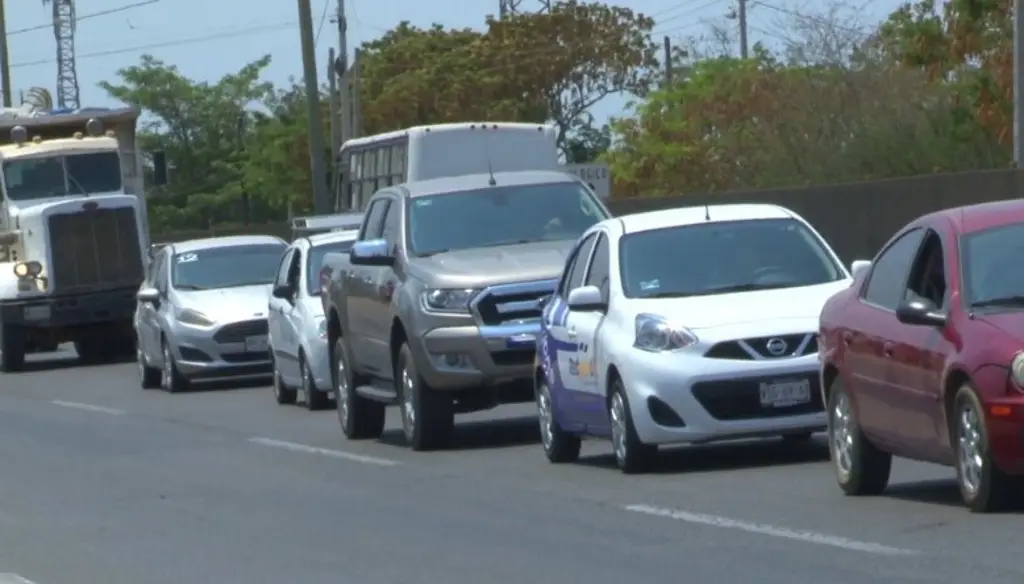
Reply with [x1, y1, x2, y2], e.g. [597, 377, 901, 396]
[134, 235, 287, 392]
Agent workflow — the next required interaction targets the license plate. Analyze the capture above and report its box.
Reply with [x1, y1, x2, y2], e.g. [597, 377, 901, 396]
[759, 379, 811, 408]
[23, 305, 50, 321]
[244, 335, 268, 353]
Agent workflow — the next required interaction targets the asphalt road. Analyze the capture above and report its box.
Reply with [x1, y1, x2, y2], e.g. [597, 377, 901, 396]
[0, 348, 1022, 583]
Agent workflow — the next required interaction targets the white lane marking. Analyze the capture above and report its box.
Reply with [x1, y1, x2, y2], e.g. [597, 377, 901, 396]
[50, 400, 125, 415]
[248, 437, 398, 466]
[624, 504, 917, 556]
[0, 574, 39, 583]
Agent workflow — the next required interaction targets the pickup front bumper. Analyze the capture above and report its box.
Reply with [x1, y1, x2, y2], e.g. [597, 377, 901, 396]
[0, 287, 137, 328]
[412, 321, 539, 393]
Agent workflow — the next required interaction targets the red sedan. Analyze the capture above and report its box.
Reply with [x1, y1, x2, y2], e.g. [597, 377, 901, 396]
[819, 199, 1024, 512]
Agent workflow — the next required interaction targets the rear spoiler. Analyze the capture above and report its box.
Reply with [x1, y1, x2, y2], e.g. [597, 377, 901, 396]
[292, 212, 364, 238]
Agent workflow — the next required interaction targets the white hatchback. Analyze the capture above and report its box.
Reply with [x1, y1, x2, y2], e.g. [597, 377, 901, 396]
[534, 203, 854, 473]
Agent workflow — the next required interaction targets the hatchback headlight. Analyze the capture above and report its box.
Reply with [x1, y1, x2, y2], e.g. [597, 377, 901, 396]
[177, 307, 215, 327]
[421, 288, 479, 313]
[633, 313, 697, 352]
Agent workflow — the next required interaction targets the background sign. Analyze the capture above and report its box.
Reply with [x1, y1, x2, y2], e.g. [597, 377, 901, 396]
[563, 163, 610, 199]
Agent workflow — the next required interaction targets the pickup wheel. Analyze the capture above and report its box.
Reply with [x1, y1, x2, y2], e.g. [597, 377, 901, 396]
[334, 339, 384, 439]
[954, 384, 1014, 513]
[398, 343, 453, 451]
[0, 323, 26, 372]
[828, 377, 891, 495]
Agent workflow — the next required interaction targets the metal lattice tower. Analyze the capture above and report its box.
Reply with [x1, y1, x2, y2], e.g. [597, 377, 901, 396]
[43, 0, 80, 109]
[498, 0, 551, 16]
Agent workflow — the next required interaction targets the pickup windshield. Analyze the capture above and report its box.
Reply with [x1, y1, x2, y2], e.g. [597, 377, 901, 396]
[3, 152, 121, 201]
[407, 182, 606, 256]
[620, 218, 844, 298]
[172, 244, 286, 291]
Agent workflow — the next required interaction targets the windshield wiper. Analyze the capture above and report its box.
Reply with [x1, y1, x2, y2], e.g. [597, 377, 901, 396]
[66, 168, 89, 197]
[971, 295, 1024, 308]
[702, 282, 796, 294]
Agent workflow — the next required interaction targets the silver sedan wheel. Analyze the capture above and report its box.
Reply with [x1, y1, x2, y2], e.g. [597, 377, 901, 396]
[610, 392, 628, 463]
[161, 344, 173, 390]
[401, 367, 416, 438]
[537, 384, 555, 450]
[957, 403, 984, 495]
[336, 355, 350, 427]
[831, 391, 854, 477]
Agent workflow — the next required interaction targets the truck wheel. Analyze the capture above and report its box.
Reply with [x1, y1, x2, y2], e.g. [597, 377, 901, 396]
[137, 346, 161, 389]
[0, 323, 26, 372]
[161, 339, 189, 393]
[397, 343, 453, 451]
[271, 355, 296, 405]
[302, 354, 330, 411]
[334, 338, 384, 439]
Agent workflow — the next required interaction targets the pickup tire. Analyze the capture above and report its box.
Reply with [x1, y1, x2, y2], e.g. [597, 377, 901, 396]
[0, 323, 25, 372]
[398, 343, 453, 451]
[334, 339, 385, 439]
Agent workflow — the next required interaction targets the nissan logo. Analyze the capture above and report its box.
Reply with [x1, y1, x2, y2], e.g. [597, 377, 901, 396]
[765, 338, 788, 356]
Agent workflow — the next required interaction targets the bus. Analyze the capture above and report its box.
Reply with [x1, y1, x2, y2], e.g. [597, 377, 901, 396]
[334, 122, 559, 211]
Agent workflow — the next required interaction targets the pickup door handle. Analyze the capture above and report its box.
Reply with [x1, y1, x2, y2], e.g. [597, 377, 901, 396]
[566, 326, 577, 338]
[882, 342, 895, 357]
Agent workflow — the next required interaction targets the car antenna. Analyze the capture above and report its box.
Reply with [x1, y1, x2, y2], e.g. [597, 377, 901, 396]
[481, 124, 497, 186]
[704, 203, 710, 221]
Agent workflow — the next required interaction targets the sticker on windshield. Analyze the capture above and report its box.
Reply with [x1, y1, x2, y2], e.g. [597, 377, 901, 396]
[414, 199, 432, 206]
[176, 252, 198, 263]
[639, 279, 660, 291]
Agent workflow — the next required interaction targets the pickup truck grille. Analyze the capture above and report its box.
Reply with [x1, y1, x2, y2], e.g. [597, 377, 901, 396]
[48, 206, 144, 294]
[472, 279, 558, 326]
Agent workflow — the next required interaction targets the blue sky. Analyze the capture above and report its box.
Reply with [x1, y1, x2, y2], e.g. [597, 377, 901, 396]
[6, 0, 905, 122]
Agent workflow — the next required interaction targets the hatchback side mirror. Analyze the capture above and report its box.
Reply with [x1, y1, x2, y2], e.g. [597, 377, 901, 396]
[272, 284, 293, 299]
[567, 285, 606, 312]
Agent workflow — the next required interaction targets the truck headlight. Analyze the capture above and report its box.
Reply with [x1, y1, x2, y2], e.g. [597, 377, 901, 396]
[633, 313, 697, 352]
[176, 307, 215, 327]
[421, 288, 480, 313]
[13, 261, 41, 278]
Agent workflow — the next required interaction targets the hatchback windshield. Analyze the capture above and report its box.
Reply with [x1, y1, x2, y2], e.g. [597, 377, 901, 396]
[620, 218, 844, 298]
[408, 182, 607, 255]
[963, 224, 1024, 307]
[172, 244, 286, 290]
[307, 240, 353, 295]
[3, 152, 121, 201]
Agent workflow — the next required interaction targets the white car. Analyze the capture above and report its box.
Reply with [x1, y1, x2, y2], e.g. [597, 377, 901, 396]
[268, 228, 358, 410]
[534, 203, 855, 473]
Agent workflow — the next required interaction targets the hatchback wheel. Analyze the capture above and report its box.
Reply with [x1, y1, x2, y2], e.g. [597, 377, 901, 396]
[609, 379, 656, 473]
[302, 355, 331, 411]
[954, 384, 1013, 512]
[161, 340, 189, 393]
[334, 339, 384, 439]
[137, 345, 161, 389]
[536, 378, 581, 463]
[828, 377, 890, 495]
[272, 356, 296, 405]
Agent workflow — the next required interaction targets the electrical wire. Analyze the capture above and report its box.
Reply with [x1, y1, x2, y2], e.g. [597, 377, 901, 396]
[314, 0, 330, 46]
[11, 22, 298, 69]
[9, 0, 161, 36]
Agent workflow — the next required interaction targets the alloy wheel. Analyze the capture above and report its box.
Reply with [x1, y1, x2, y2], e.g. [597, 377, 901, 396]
[336, 354, 350, 430]
[957, 402, 984, 495]
[610, 392, 628, 463]
[831, 391, 854, 477]
[401, 366, 416, 439]
[537, 384, 554, 451]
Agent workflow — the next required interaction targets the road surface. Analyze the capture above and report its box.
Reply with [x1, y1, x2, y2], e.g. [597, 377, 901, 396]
[0, 348, 1018, 583]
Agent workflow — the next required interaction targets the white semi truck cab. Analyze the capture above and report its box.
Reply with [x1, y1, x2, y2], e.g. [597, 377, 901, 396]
[0, 107, 167, 371]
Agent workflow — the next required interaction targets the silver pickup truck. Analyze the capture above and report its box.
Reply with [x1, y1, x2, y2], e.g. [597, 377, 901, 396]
[320, 170, 611, 451]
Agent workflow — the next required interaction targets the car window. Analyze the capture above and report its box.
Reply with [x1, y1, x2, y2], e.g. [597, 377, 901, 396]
[152, 251, 168, 293]
[863, 228, 925, 309]
[172, 243, 286, 291]
[584, 233, 610, 300]
[306, 240, 354, 295]
[565, 234, 597, 294]
[288, 248, 302, 289]
[381, 199, 401, 245]
[274, 249, 295, 287]
[905, 231, 947, 308]
[557, 234, 596, 297]
[360, 199, 388, 240]
[619, 218, 844, 298]
[407, 182, 607, 256]
[963, 222, 1024, 306]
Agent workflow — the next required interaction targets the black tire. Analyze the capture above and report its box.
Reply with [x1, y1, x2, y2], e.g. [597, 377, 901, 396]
[953, 384, 1014, 513]
[271, 355, 296, 405]
[0, 323, 25, 373]
[334, 338, 385, 439]
[536, 376, 581, 463]
[609, 379, 657, 474]
[160, 338, 189, 394]
[828, 377, 891, 495]
[137, 345, 161, 389]
[302, 354, 331, 411]
[397, 343, 453, 451]
[782, 432, 814, 444]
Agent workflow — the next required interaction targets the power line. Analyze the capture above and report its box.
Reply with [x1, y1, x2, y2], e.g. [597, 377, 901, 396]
[9, 0, 160, 36]
[314, 0, 330, 45]
[11, 22, 298, 69]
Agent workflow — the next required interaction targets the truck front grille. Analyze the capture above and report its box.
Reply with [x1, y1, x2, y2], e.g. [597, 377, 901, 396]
[48, 206, 144, 294]
[472, 279, 558, 326]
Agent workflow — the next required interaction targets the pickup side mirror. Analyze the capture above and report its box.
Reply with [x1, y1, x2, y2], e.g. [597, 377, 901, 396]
[567, 285, 606, 312]
[350, 238, 394, 266]
[271, 284, 293, 299]
[137, 287, 160, 303]
[850, 259, 871, 279]
[896, 297, 946, 327]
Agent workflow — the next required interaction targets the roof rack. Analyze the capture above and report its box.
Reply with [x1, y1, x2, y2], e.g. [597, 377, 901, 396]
[291, 212, 364, 237]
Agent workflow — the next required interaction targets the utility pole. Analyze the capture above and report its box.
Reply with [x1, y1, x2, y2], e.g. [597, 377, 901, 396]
[0, 0, 11, 107]
[737, 0, 748, 59]
[663, 36, 672, 86]
[297, 0, 331, 213]
[1014, 0, 1023, 165]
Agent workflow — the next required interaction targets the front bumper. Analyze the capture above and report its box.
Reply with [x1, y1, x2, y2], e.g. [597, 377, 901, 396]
[167, 319, 272, 382]
[0, 287, 136, 328]
[619, 350, 826, 446]
[411, 322, 538, 393]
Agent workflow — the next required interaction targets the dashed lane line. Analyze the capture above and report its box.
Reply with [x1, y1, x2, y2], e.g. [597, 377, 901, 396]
[0, 574, 39, 583]
[50, 400, 125, 415]
[248, 437, 399, 466]
[624, 504, 918, 556]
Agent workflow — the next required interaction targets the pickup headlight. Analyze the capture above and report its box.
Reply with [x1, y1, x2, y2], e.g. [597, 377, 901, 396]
[1012, 353, 1024, 387]
[633, 313, 697, 352]
[177, 307, 215, 327]
[421, 288, 480, 313]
